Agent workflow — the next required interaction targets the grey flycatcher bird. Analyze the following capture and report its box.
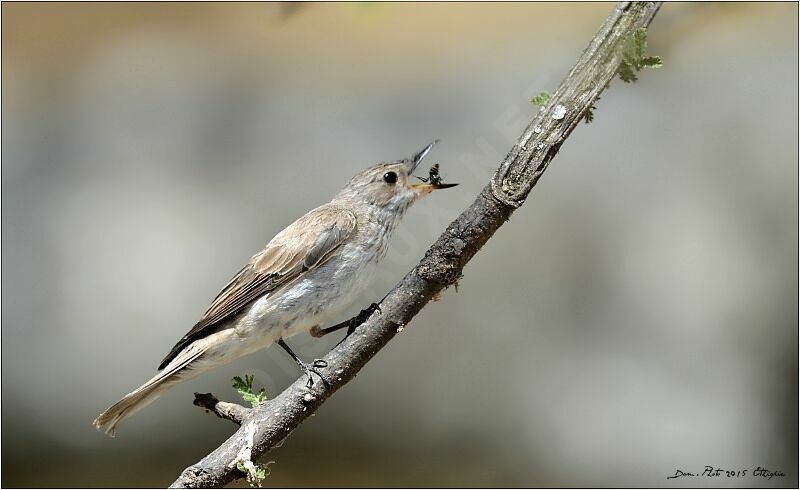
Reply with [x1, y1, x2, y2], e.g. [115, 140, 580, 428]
[94, 141, 456, 436]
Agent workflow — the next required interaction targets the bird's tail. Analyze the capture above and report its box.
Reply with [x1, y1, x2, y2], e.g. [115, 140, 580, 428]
[93, 344, 207, 437]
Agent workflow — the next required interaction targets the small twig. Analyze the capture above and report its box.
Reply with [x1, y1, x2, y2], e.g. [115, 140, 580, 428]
[193, 393, 249, 426]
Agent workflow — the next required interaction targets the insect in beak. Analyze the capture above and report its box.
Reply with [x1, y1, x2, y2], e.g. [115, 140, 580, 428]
[410, 163, 458, 193]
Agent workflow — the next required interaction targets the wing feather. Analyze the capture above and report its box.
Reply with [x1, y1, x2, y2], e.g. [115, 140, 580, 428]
[157, 206, 357, 369]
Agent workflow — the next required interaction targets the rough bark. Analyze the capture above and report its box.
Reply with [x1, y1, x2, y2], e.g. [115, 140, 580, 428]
[170, 2, 662, 487]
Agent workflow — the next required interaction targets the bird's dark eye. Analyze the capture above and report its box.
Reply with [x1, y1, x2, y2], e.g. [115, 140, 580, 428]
[383, 171, 398, 184]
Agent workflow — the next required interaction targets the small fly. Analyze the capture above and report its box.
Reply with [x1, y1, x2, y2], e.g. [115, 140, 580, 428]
[416, 163, 458, 189]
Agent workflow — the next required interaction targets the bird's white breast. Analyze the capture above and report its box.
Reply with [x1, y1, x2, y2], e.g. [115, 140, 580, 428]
[233, 215, 392, 345]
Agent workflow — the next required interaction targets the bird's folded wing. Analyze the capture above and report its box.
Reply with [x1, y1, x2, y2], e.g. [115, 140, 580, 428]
[157, 205, 357, 370]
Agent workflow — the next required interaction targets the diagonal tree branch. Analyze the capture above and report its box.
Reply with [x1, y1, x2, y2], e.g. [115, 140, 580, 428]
[170, 2, 662, 487]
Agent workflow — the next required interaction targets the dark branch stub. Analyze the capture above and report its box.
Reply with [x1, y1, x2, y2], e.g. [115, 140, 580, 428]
[193, 393, 249, 426]
[171, 2, 663, 487]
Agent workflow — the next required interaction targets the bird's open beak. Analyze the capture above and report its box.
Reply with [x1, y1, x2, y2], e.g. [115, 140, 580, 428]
[407, 140, 439, 174]
[406, 140, 459, 194]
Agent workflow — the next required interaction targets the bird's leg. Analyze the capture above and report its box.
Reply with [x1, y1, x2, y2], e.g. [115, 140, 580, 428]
[277, 338, 328, 389]
[309, 303, 381, 338]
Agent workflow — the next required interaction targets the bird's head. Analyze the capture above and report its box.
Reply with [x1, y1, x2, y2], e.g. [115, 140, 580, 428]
[334, 140, 457, 214]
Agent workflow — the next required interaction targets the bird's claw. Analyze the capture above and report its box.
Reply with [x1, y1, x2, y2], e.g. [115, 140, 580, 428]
[360, 302, 381, 318]
[357, 303, 381, 323]
[347, 303, 381, 335]
[300, 359, 329, 388]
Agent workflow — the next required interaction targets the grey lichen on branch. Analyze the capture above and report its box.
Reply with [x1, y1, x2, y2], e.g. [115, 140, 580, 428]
[170, 2, 662, 488]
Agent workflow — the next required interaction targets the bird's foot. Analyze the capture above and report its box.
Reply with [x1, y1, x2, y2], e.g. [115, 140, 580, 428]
[299, 359, 329, 389]
[277, 338, 329, 388]
[347, 302, 382, 335]
[309, 302, 382, 338]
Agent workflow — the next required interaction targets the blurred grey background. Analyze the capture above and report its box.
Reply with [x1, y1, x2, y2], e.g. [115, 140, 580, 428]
[2, 2, 797, 487]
